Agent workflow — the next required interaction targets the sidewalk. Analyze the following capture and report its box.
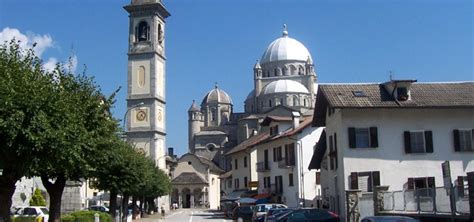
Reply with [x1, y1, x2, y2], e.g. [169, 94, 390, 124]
[132, 212, 163, 222]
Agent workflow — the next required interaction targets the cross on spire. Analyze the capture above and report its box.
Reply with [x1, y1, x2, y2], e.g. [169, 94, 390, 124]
[282, 24, 288, 37]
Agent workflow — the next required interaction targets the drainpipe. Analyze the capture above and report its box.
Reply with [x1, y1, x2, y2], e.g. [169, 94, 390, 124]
[289, 137, 304, 207]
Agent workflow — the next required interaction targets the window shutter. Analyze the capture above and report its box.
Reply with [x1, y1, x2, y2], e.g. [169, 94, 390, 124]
[457, 176, 464, 197]
[350, 172, 358, 189]
[372, 171, 380, 187]
[348, 127, 356, 148]
[370, 127, 379, 148]
[334, 133, 338, 169]
[407, 178, 414, 190]
[273, 148, 276, 162]
[425, 131, 433, 153]
[453, 130, 460, 152]
[404, 131, 412, 153]
[427, 177, 435, 188]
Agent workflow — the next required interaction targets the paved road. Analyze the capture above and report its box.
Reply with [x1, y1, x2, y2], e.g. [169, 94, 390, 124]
[141, 208, 233, 222]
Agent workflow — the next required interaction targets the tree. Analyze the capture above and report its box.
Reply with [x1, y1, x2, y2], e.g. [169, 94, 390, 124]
[29, 188, 46, 206]
[0, 40, 56, 222]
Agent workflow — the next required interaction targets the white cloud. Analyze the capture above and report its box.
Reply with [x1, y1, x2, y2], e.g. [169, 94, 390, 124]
[0, 27, 79, 73]
[0, 27, 53, 57]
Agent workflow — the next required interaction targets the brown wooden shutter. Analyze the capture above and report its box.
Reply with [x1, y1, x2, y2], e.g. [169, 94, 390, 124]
[350, 172, 358, 189]
[372, 171, 380, 187]
[334, 133, 338, 169]
[453, 129, 460, 152]
[348, 127, 356, 148]
[407, 178, 414, 190]
[427, 177, 435, 188]
[273, 147, 276, 162]
[404, 131, 412, 153]
[370, 127, 378, 148]
[425, 131, 433, 153]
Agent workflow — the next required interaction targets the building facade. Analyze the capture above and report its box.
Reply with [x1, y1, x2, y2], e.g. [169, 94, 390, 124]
[309, 81, 474, 220]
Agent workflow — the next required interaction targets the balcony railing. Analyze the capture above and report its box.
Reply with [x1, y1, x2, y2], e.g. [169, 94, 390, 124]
[278, 157, 295, 168]
[256, 162, 270, 172]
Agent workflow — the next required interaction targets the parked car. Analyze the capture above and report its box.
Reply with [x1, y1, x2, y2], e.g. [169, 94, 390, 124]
[264, 208, 293, 222]
[89, 205, 109, 212]
[232, 205, 255, 221]
[252, 204, 287, 222]
[18, 206, 49, 222]
[275, 208, 338, 222]
[361, 216, 419, 222]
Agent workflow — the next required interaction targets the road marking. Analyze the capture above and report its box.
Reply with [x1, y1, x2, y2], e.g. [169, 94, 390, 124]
[188, 211, 193, 222]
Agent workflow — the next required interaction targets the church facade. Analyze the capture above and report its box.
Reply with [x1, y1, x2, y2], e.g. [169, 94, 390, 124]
[171, 26, 321, 209]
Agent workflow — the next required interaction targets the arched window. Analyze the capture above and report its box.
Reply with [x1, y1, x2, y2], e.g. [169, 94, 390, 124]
[280, 98, 284, 105]
[303, 98, 307, 107]
[211, 108, 217, 121]
[298, 66, 304, 75]
[293, 96, 299, 106]
[137, 21, 149, 42]
[138, 66, 145, 87]
[290, 65, 297, 75]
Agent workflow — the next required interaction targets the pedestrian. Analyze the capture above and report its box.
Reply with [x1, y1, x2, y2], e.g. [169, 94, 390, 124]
[160, 204, 165, 218]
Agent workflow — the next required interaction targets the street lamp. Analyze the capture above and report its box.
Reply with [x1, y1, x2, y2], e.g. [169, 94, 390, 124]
[122, 102, 145, 131]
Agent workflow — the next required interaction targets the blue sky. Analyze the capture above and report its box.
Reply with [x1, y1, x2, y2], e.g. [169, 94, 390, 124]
[1, 0, 472, 156]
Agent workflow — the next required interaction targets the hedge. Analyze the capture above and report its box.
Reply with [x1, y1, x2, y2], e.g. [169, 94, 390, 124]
[61, 211, 112, 222]
[14, 216, 44, 222]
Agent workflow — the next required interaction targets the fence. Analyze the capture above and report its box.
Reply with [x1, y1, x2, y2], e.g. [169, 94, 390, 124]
[381, 185, 470, 215]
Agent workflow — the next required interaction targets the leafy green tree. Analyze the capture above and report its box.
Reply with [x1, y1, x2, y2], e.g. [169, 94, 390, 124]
[29, 188, 46, 206]
[0, 40, 56, 222]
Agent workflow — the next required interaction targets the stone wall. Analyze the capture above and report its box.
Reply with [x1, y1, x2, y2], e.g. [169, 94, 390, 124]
[61, 181, 82, 214]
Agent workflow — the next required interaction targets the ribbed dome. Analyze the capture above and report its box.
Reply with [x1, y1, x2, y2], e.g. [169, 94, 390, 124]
[262, 80, 309, 95]
[260, 30, 312, 64]
[201, 85, 233, 105]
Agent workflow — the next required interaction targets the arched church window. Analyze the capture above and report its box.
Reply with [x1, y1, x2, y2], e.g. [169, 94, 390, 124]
[138, 66, 146, 87]
[293, 96, 299, 106]
[211, 108, 217, 121]
[158, 23, 164, 45]
[298, 66, 304, 75]
[137, 21, 149, 42]
[290, 65, 297, 75]
[303, 98, 307, 107]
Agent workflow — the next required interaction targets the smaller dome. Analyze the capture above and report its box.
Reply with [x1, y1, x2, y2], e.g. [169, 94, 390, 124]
[188, 100, 200, 112]
[246, 90, 255, 101]
[253, 61, 261, 69]
[262, 79, 309, 95]
[201, 84, 233, 105]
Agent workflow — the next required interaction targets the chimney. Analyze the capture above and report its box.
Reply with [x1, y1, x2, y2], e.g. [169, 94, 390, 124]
[168, 147, 174, 157]
[292, 111, 301, 128]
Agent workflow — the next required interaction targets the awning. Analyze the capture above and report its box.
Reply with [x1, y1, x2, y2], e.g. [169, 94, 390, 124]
[221, 190, 248, 201]
[254, 193, 272, 204]
[219, 171, 233, 179]
[308, 130, 326, 170]
[236, 198, 257, 204]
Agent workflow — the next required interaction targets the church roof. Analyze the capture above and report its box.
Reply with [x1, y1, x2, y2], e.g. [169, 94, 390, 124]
[201, 84, 233, 105]
[195, 130, 226, 136]
[171, 172, 207, 185]
[262, 79, 310, 95]
[188, 100, 200, 112]
[260, 26, 312, 64]
[178, 153, 225, 173]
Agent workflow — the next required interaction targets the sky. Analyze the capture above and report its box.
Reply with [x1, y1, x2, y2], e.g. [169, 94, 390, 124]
[0, 0, 472, 156]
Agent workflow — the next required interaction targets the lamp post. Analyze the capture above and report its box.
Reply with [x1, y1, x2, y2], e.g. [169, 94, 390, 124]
[123, 102, 145, 132]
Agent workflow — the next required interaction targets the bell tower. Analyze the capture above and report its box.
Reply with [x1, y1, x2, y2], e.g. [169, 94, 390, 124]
[124, 0, 170, 170]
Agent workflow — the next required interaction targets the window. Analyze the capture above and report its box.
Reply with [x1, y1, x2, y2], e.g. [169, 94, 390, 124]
[244, 156, 248, 168]
[348, 127, 378, 148]
[280, 98, 284, 105]
[293, 96, 299, 106]
[328, 134, 338, 170]
[407, 177, 435, 196]
[264, 149, 269, 170]
[264, 177, 271, 188]
[350, 171, 380, 192]
[234, 159, 238, 170]
[269, 100, 272, 107]
[316, 171, 321, 185]
[457, 176, 468, 197]
[352, 91, 366, 97]
[211, 108, 217, 121]
[234, 178, 240, 189]
[137, 66, 146, 87]
[454, 129, 474, 151]
[136, 21, 149, 42]
[397, 87, 408, 101]
[228, 179, 232, 188]
[273, 146, 282, 162]
[288, 173, 294, 186]
[244, 177, 248, 188]
[275, 176, 283, 194]
[284, 143, 295, 166]
[270, 125, 279, 136]
[404, 130, 433, 153]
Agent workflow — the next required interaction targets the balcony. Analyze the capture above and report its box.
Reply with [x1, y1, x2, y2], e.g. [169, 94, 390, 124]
[278, 157, 295, 168]
[256, 162, 270, 172]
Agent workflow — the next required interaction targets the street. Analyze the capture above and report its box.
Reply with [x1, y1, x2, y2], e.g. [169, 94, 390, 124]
[144, 208, 233, 222]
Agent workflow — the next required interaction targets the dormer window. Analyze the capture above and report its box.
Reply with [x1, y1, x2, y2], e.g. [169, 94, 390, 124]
[270, 125, 279, 136]
[397, 87, 408, 101]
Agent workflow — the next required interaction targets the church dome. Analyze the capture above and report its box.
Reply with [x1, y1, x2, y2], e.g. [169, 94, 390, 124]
[262, 79, 309, 95]
[260, 27, 312, 64]
[201, 85, 233, 105]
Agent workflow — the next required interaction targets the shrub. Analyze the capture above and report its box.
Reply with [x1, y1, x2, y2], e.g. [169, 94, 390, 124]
[62, 211, 112, 222]
[14, 216, 39, 222]
[29, 189, 47, 206]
